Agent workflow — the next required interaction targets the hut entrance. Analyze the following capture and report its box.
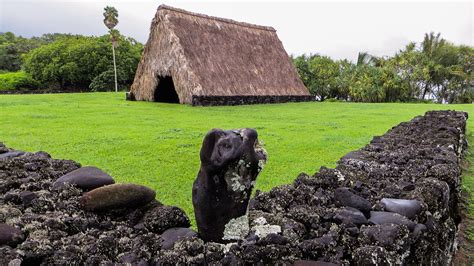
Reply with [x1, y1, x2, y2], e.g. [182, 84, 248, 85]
[154, 76, 179, 103]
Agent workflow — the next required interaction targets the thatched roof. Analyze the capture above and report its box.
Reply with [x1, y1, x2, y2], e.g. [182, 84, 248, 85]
[130, 5, 309, 104]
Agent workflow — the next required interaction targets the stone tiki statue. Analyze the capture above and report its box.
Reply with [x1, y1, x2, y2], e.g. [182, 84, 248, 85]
[192, 128, 267, 242]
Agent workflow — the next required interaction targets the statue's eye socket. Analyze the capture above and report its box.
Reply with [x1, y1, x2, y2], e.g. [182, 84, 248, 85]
[221, 143, 231, 149]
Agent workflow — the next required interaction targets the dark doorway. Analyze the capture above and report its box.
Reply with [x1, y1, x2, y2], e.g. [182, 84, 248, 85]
[154, 76, 179, 103]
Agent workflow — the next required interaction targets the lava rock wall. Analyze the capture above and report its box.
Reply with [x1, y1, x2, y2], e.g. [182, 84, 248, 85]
[191, 95, 314, 106]
[0, 110, 468, 265]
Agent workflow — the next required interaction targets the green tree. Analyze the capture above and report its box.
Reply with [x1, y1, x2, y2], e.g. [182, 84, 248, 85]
[0, 32, 77, 72]
[23, 34, 143, 91]
[294, 54, 339, 101]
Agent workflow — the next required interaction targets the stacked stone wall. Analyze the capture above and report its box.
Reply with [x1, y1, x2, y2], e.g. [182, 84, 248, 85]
[0, 110, 468, 264]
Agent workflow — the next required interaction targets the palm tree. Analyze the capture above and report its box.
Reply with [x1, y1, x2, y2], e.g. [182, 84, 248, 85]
[356, 52, 382, 67]
[103, 6, 119, 92]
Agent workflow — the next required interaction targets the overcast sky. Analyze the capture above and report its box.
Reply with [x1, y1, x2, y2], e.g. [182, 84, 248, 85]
[1, 0, 472, 61]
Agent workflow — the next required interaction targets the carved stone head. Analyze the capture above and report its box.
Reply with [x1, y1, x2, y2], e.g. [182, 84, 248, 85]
[193, 128, 267, 242]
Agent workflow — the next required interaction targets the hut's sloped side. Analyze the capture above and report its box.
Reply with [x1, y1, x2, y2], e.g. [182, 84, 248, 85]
[130, 10, 201, 104]
[165, 6, 309, 97]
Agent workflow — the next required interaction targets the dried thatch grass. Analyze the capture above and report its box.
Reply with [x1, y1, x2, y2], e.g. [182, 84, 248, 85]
[130, 5, 309, 104]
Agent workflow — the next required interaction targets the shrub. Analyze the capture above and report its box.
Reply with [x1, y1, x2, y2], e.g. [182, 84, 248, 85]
[0, 71, 40, 90]
[89, 69, 129, 91]
[23, 33, 143, 91]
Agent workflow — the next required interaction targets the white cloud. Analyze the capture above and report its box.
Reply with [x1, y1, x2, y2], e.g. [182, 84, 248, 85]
[1, 0, 472, 62]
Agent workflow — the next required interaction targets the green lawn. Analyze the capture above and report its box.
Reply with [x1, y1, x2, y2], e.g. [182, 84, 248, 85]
[1, 92, 473, 226]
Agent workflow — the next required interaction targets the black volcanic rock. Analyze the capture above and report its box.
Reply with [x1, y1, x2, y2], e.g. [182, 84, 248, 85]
[160, 227, 198, 250]
[143, 206, 190, 234]
[0, 223, 24, 247]
[334, 187, 372, 216]
[0, 151, 25, 160]
[52, 166, 115, 190]
[368, 211, 416, 230]
[333, 207, 368, 226]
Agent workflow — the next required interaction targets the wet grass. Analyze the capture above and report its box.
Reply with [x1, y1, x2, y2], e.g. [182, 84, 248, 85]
[0, 92, 473, 227]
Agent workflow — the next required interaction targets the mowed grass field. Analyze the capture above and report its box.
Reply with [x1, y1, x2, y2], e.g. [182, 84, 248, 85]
[1, 92, 473, 227]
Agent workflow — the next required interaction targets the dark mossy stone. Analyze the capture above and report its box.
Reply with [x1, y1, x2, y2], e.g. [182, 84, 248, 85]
[143, 205, 190, 233]
[334, 187, 372, 216]
[0, 223, 24, 247]
[333, 207, 368, 226]
[160, 227, 197, 250]
[53, 166, 115, 191]
[79, 183, 156, 212]
[20, 191, 37, 207]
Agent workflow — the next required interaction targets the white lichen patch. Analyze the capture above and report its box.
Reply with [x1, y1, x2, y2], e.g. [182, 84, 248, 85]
[8, 259, 21, 266]
[222, 214, 249, 241]
[251, 216, 281, 238]
[335, 169, 345, 182]
[230, 173, 246, 192]
[220, 242, 236, 254]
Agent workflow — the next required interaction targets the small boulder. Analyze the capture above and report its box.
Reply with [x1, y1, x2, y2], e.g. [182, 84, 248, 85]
[53, 166, 115, 191]
[333, 207, 368, 226]
[0, 151, 25, 160]
[368, 211, 416, 230]
[380, 198, 422, 219]
[0, 223, 24, 247]
[359, 224, 409, 250]
[20, 191, 37, 207]
[143, 205, 190, 233]
[412, 223, 427, 241]
[160, 227, 198, 250]
[334, 187, 372, 216]
[79, 183, 156, 212]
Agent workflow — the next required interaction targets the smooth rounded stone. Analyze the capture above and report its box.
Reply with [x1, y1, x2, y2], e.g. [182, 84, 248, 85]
[380, 198, 422, 219]
[334, 187, 372, 216]
[333, 207, 368, 226]
[52, 166, 115, 190]
[79, 183, 156, 211]
[143, 206, 190, 233]
[368, 211, 416, 231]
[0, 223, 24, 247]
[0, 151, 25, 160]
[160, 227, 198, 250]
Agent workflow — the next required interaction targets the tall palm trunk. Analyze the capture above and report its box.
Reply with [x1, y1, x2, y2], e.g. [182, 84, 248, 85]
[112, 43, 118, 93]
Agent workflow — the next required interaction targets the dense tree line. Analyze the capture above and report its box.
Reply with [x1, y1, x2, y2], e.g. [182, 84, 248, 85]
[0, 32, 143, 91]
[0, 32, 75, 72]
[294, 33, 473, 104]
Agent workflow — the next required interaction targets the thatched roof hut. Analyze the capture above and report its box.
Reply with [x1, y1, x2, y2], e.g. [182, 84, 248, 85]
[129, 5, 311, 106]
